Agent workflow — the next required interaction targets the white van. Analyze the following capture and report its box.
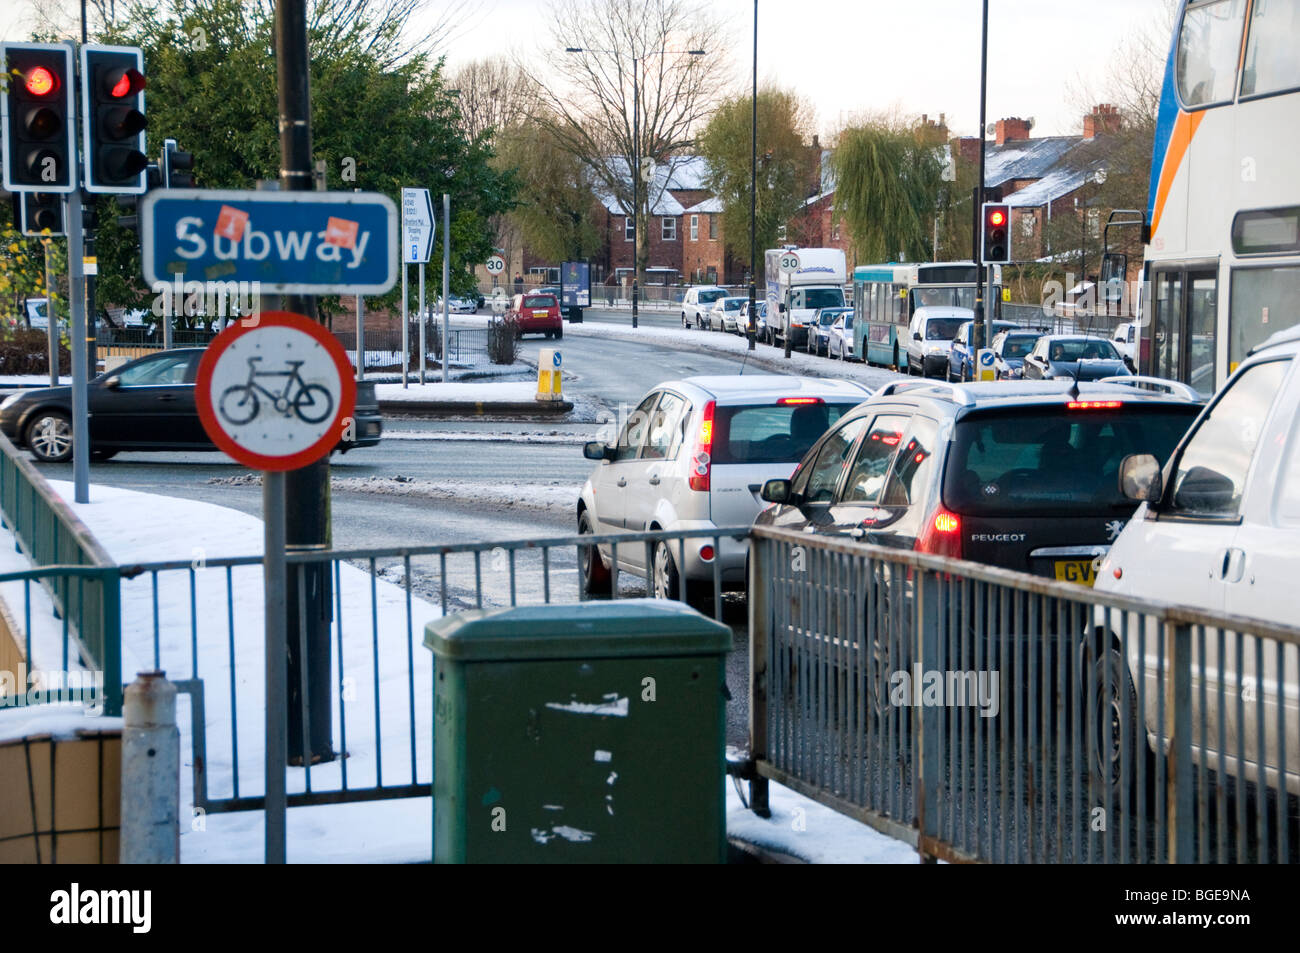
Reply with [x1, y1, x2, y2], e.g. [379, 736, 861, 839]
[764, 247, 846, 349]
[903, 306, 973, 378]
[1095, 323, 1300, 799]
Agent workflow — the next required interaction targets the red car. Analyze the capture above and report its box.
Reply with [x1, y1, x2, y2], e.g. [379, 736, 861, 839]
[508, 293, 563, 339]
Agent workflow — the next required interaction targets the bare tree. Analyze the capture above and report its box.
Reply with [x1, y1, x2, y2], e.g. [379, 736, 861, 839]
[449, 57, 542, 144]
[524, 0, 732, 283]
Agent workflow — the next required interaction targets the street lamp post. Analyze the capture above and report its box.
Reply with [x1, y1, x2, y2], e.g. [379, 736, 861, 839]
[565, 45, 704, 330]
[747, 0, 758, 350]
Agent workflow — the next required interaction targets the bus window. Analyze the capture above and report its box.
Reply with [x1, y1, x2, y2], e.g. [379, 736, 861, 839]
[1230, 265, 1300, 368]
[1152, 271, 1184, 381]
[1188, 272, 1217, 395]
[1177, 0, 1247, 107]
[1241, 0, 1300, 97]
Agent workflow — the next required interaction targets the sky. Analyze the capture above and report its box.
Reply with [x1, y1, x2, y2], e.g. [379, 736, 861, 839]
[427, 0, 1174, 139]
[1, 0, 1174, 139]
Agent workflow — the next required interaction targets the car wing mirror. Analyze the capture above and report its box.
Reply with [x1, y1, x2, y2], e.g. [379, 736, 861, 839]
[104, 375, 122, 390]
[913, 331, 922, 341]
[760, 478, 791, 504]
[583, 441, 615, 462]
[1119, 453, 1162, 503]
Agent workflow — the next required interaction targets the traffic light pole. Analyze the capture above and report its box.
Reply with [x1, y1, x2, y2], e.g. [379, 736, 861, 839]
[973, 0, 989, 352]
[64, 189, 89, 504]
[84, 199, 97, 377]
[43, 241, 57, 387]
[275, 0, 334, 790]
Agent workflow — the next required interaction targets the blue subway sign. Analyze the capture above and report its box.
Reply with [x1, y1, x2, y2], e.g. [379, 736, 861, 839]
[140, 189, 398, 294]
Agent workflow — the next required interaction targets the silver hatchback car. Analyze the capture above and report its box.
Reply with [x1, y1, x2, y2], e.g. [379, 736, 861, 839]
[578, 375, 872, 599]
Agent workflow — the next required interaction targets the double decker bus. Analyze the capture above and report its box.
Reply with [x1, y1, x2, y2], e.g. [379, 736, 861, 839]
[1142, 0, 1300, 395]
[851, 262, 1002, 367]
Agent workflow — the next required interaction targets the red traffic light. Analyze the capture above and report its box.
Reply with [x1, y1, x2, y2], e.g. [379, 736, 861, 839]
[104, 67, 145, 99]
[988, 209, 1006, 227]
[24, 66, 57, 96]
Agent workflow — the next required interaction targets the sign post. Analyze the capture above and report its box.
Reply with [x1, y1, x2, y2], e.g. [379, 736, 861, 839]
[442, 194, 450, 384]
[401, 187, 433, 386]
[195, 311, 357, 864]
[779, 251, 799, 361]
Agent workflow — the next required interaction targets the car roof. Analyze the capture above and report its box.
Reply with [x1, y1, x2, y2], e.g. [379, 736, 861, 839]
[847, 379, 1202, 419]
[1250, 323, 1300, 355]
[667, 374, 872, 403]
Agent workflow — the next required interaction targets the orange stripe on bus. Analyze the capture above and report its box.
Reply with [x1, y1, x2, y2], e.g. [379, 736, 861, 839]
[1151, 109, 1205, 237]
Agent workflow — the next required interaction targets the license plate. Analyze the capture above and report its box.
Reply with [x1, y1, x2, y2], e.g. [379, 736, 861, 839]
[1053, 559, 1097, 586]
[533, 310, 549, 317]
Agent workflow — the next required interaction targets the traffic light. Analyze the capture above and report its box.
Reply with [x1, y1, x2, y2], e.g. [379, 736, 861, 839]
[981, 202, 1011, 264]
[114, 162, 161, 234]
[162, 138, 195, 188]
[1, 42, 76, 193]
[19, 192, 65, 235]
[80, 44, 148, 194]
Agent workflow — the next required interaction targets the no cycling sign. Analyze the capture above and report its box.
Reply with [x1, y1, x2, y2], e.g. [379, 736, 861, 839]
[195, 311, 356, 471]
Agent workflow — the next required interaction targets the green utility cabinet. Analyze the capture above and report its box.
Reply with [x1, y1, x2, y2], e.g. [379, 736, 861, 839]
[426, 599, 732, 863]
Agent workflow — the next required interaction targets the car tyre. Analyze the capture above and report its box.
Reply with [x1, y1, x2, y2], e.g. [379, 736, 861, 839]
[26, 410, 73, 463]
[652, 540, 682, 601]
[1087, 644, 1155, 816]
[90, 448, 117, 462]
[555, 327, 563, 340]
[578, 511, 612, 596]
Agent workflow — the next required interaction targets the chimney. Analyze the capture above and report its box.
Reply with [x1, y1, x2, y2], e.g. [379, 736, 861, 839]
[1083, 103, 1122, 138]
[954, 136, 981, 165]
[995, 117, 1031, 146]
[812, 133, 820, 150]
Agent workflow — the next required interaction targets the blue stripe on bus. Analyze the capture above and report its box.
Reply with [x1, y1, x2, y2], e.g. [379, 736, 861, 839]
[1147, 4, 1182, 223]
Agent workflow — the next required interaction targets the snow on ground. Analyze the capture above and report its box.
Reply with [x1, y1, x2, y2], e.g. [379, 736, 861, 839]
[332, 475, 580, 514]
[724, 779, 919, 864]
[375, 381, 544, 404]
[569, 320, 904, 390]
[0, 374, 69, 386]
[6, 481, 442, 863]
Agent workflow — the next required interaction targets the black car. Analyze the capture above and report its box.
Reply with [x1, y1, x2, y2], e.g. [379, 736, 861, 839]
[0, 348, 383, 463]
[1022, 334, 1132, 381]
[755, 379, 1202, 580]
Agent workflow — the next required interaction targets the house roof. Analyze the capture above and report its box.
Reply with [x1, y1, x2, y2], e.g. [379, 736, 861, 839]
[595, 154, 715, 216]
[982, 136, 1081, 188]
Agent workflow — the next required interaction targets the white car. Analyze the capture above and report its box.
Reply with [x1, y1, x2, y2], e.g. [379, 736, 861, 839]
[436, 295, 477, 314]
[681, 286, 727, 329]
[1095, 324, 1300, 802]
[708, 296, 748, 333]
[827, 312, 855, 360]
[904, 306, 973, 378]
[577, 375, 872, 599]
[1111, 321, 1137, 362]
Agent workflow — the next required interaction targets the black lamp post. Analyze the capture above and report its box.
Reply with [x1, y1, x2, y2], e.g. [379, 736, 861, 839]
[747, 0, 758, 350]
[566, 46, 704, 329]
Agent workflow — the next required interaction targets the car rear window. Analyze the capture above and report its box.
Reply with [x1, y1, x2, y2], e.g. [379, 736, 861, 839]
[524, 295, 556, 308]
[712, 401, 861, 465]
[943, 405, 1199, 516]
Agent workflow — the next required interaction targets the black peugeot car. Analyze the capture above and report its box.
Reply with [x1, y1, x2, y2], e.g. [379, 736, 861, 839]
[0, 348, 383, 463]
[755, 378, 1203, 580]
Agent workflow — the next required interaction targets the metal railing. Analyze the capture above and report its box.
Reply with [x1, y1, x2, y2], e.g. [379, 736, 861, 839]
[112, 525, 747, 814]
[0, 432, 122, 716]
[746, 525, 1300, 863]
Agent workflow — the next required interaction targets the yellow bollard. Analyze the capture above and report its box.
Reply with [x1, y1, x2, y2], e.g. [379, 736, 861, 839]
[537, 348, 563, 401]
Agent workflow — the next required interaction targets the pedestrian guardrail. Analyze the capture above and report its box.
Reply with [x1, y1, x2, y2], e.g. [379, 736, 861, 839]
[746, 524, 1299, 863]
[0, 432, 122, 715]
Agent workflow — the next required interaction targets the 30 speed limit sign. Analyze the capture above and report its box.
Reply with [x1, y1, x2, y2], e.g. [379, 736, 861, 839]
[779, 251, 800, 274]
[485, 255, 505, 276]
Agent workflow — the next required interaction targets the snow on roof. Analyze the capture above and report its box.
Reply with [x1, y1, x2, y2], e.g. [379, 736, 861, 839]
[983, 135, 1081, 188]
[684, 196, 722, 213]
[596, 154, 716, 216]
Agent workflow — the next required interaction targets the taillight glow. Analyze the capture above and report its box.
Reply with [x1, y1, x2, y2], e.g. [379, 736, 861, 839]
[25, 67, 56, 97]
[699, 544, 715, 561]
[915, 507, 962, 559]
[778, 397, 823, 405]
[689, 401, 716, 491]
[1067, 400, 1123, 410]
[933, 512, 960, 533]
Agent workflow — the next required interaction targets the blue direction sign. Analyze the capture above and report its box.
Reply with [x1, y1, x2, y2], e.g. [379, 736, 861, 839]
[140, 189, 398, 294]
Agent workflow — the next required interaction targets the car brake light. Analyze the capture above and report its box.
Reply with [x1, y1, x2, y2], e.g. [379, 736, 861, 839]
[689, 400, 715, 492]
[1066, 400, 1122, 409]
[778, 397, 823, 405]
[915, 507, 962, 559]
[699, 544, 715, 561]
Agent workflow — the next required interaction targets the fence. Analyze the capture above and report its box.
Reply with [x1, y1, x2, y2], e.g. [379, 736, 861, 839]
[91, 526, 746, 814]
[746, 524, 1300, 863]
[0, 432, 122, 716]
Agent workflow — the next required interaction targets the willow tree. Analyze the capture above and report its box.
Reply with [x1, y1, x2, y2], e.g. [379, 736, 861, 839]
[832, 120, 945, 263]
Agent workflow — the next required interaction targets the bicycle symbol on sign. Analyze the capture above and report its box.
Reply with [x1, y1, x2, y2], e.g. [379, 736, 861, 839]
[219, 357, 335, 426]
